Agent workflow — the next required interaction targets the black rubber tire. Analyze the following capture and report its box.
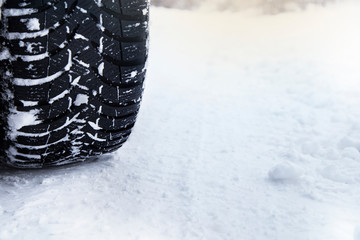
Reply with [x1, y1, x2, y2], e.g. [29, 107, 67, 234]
[0, 0, 149, 168]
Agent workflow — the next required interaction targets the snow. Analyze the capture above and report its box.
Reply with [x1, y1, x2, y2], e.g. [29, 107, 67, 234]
[130, 70, 138, 78]
[98, 37, 104, 53]
[49, 90, 70, 104]
[74, 33, 89, 41]
[8, 146, 41, 160]
[20, 100, 39, 107]
[16, 52, 49, 62]
[21, 18, 41, 31]
[18, 41, 43, 54]
[73, 94, 89, 106]
[0, 47, 12, 61]
[86, 133, 106, 142]
[7, 109, 41, 140]
[5, 28, 50, 40]
[1, 2, 360, 240]
[98, 62, 104, 76]
[355, 226, 360, 240]
[7, 109, 40, 132]
[74, 58, 90, 68]
[94, 0, 103, 8]
[88, 119, 102, 130]
[76, 6, 88, 14]
[97, 14, 105, 31]
[2, 8, 38, 17]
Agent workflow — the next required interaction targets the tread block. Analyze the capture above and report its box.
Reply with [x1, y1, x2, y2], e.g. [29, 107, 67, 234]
[11, 57, 49, 79]
[121, 41, 147, 61]
[120, 64, 146, 84]
[102, 11, 123, 37]
[120, 0, 148, 16]
[102, 35, 122, 61]
[9, 38, 48, 55]
[45, 0, 77, 28]
[40, 97, 71, 119]
[102, 0, 121, 13]
[97, 113, 137, 131]
[14, 83, 50, 102]
[98, 80, 142, 104]
[7, 13, 46, 33]
[102, 58, 121, 84]
[48, 74, 71, 100]
[48, 51, 72, 75]
[16, 126, 68, 147]
[20, 113, 69, 133]
[48, 19, 81, 53]
[91, 97, 140, 117]
[122, 20, 148, 38]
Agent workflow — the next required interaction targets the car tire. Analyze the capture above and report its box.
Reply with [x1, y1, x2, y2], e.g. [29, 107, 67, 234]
[0, 0, 149, 168]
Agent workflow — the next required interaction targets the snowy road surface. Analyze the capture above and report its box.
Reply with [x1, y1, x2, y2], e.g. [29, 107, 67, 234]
[1, 2, 360, 240]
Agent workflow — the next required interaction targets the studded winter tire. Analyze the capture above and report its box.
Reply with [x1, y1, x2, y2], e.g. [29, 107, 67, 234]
[0, 0, 149, 168]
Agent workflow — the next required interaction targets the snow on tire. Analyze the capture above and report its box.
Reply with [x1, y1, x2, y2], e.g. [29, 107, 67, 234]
[0, 0, 149, 168]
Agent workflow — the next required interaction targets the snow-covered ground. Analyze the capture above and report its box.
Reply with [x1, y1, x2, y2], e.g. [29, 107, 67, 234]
[1, 2, 360, 239]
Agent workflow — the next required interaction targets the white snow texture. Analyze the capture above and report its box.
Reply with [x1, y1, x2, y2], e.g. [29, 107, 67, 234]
[1, 1, 360, 240]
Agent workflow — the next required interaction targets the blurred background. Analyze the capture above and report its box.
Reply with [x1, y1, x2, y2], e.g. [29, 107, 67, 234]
[151, 0, 336, 13]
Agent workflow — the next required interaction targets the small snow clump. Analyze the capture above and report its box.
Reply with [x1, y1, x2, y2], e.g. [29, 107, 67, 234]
[268, 162, 303, 182]
[23, 18, 41, 31]
[74, 94, 89, 106]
